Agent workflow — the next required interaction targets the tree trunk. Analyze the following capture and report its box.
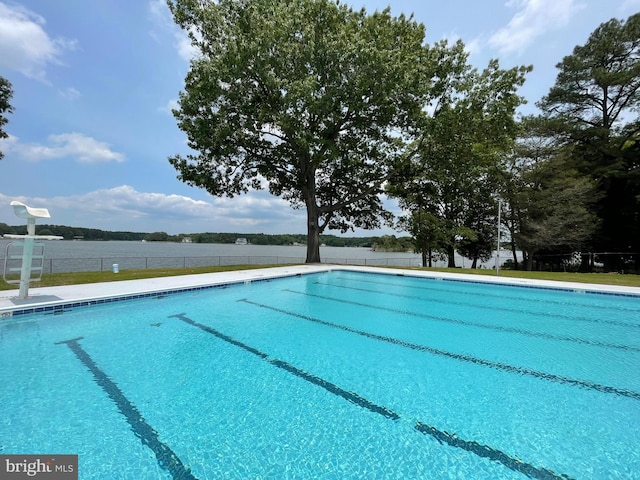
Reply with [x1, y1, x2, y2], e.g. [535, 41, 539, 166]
[301, 162, 321, 263]
[305, 202, 321, 263]
[447, 245, 456, 268]
[471, 257, 478, 269]
[510, 244, 519, 269]
[421, 250, 427, 268]
[526, 251, 534, 271]
[578, 253, 592, 273]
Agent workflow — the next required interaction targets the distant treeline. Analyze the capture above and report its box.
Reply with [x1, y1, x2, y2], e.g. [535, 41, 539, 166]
[0, 223, 414, 251]
[0, 223, 147, 241]
[146, 230, 376, 247]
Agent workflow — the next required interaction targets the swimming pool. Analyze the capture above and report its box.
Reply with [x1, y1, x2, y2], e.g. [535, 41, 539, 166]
[1, 269, 639, 479]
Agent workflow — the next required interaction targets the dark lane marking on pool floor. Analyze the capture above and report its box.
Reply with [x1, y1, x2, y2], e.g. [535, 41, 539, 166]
[168, 313, 398, 420]
[239, 298, 640, 402]
[316, 280, 640, 329]
[336, 274, 640, 316]
[412, 422, 572, 480]
[169, 313, 572, 480]
[283, 289, 640, 353]
[55, 337, 197, 480]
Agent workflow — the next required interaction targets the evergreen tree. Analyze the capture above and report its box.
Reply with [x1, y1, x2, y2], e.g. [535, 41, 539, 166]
[538, 13, 640, 270]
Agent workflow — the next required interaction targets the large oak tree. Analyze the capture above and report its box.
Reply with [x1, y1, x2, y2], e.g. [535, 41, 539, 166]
[167, 0, 448, 262]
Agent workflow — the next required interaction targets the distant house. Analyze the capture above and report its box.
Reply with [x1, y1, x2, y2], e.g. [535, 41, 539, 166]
[235, 238, 248, 245]
[182, 237, 193, 243]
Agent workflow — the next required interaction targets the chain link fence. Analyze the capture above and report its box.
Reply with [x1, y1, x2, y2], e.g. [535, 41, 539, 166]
[8, 255, 421, 274]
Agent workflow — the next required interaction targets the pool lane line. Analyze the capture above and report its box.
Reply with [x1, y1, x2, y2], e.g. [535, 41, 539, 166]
[336, 274, 640, 315]
[55, 337, 198, 480]
[170, 313, 573, 480]
[168, 313, 398, 420]
[239, 298, 640, 402]
[283, 289, 640, 354]
[412, 422, 573, 480]
[316, 280, 640, 329]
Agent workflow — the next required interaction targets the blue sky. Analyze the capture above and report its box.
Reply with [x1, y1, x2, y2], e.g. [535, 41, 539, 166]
[1, 0, 638, 236]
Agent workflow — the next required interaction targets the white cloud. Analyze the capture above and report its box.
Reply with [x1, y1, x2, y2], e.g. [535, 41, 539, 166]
[488, 0, 584, 56]
[66, 185, 212, 219]
[148, 0, 198, 62]
[620, 0, 640, 12]
[0, 187, 306, 234]
[0, 133, 125, 163]
[175, 33, 198, 62]
[212, 193, 301, 224]
[0, 187, 403, 236]
[464, 37, 483, 57]
[158, 98, 179, 115]
[58, 87, 81, 100]
[0, 2, 77, 81]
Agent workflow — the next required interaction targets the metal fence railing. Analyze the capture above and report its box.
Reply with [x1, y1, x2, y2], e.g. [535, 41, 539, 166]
[3, 255, 421, 274]
[7, 251, 639, 275]
[505, 252, 640, 274]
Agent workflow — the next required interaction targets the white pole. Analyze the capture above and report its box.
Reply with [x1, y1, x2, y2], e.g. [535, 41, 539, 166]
[18, 237, 34, 299]
[496, 199, 501, 276]
[18, 218, 37, 299]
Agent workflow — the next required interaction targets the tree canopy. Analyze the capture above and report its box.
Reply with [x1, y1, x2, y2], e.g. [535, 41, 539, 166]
[387, 42, 531, 267]
[0, 76, 14, 161]
[539, 13, 640, 135]
[167, 2, 638, 272]
[167, 0, 456, 262]
[537, 13, 640, 269]
[512, 153, 600, 270]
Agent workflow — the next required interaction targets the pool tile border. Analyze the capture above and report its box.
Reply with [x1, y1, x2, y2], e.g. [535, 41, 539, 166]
[0, 273, 307, 318]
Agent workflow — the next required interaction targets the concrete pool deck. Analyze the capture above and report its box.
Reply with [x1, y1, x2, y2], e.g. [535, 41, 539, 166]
[2, 264, 640, 316]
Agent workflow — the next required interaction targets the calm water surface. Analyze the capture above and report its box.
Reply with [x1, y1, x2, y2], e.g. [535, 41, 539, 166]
[0, 239, 431, 271]
[0, 239, 511, 271]
[0, 239, 417, 260]
[2, 270, 638, 478]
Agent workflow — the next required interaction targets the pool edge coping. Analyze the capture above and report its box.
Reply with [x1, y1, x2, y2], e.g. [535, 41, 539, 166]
[2, 264, 640, 317]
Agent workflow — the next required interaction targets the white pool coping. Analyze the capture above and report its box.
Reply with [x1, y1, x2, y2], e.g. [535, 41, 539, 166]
[1, 264, 640, 316]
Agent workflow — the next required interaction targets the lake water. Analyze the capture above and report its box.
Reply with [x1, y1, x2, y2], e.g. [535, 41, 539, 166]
[0, 238, 509, 274]
[0, 239, 431, 273]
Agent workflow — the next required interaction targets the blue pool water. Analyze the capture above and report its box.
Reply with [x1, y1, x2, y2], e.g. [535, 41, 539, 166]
[1, 270, 639, 479]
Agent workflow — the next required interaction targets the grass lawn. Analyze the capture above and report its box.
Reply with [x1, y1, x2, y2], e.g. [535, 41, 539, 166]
[408, 267, 640, 288]
[0, 265, 282, 291]
[1, 264, 640, 290]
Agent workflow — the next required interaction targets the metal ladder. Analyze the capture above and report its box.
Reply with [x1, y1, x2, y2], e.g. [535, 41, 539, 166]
[3, 240, 45, 285]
